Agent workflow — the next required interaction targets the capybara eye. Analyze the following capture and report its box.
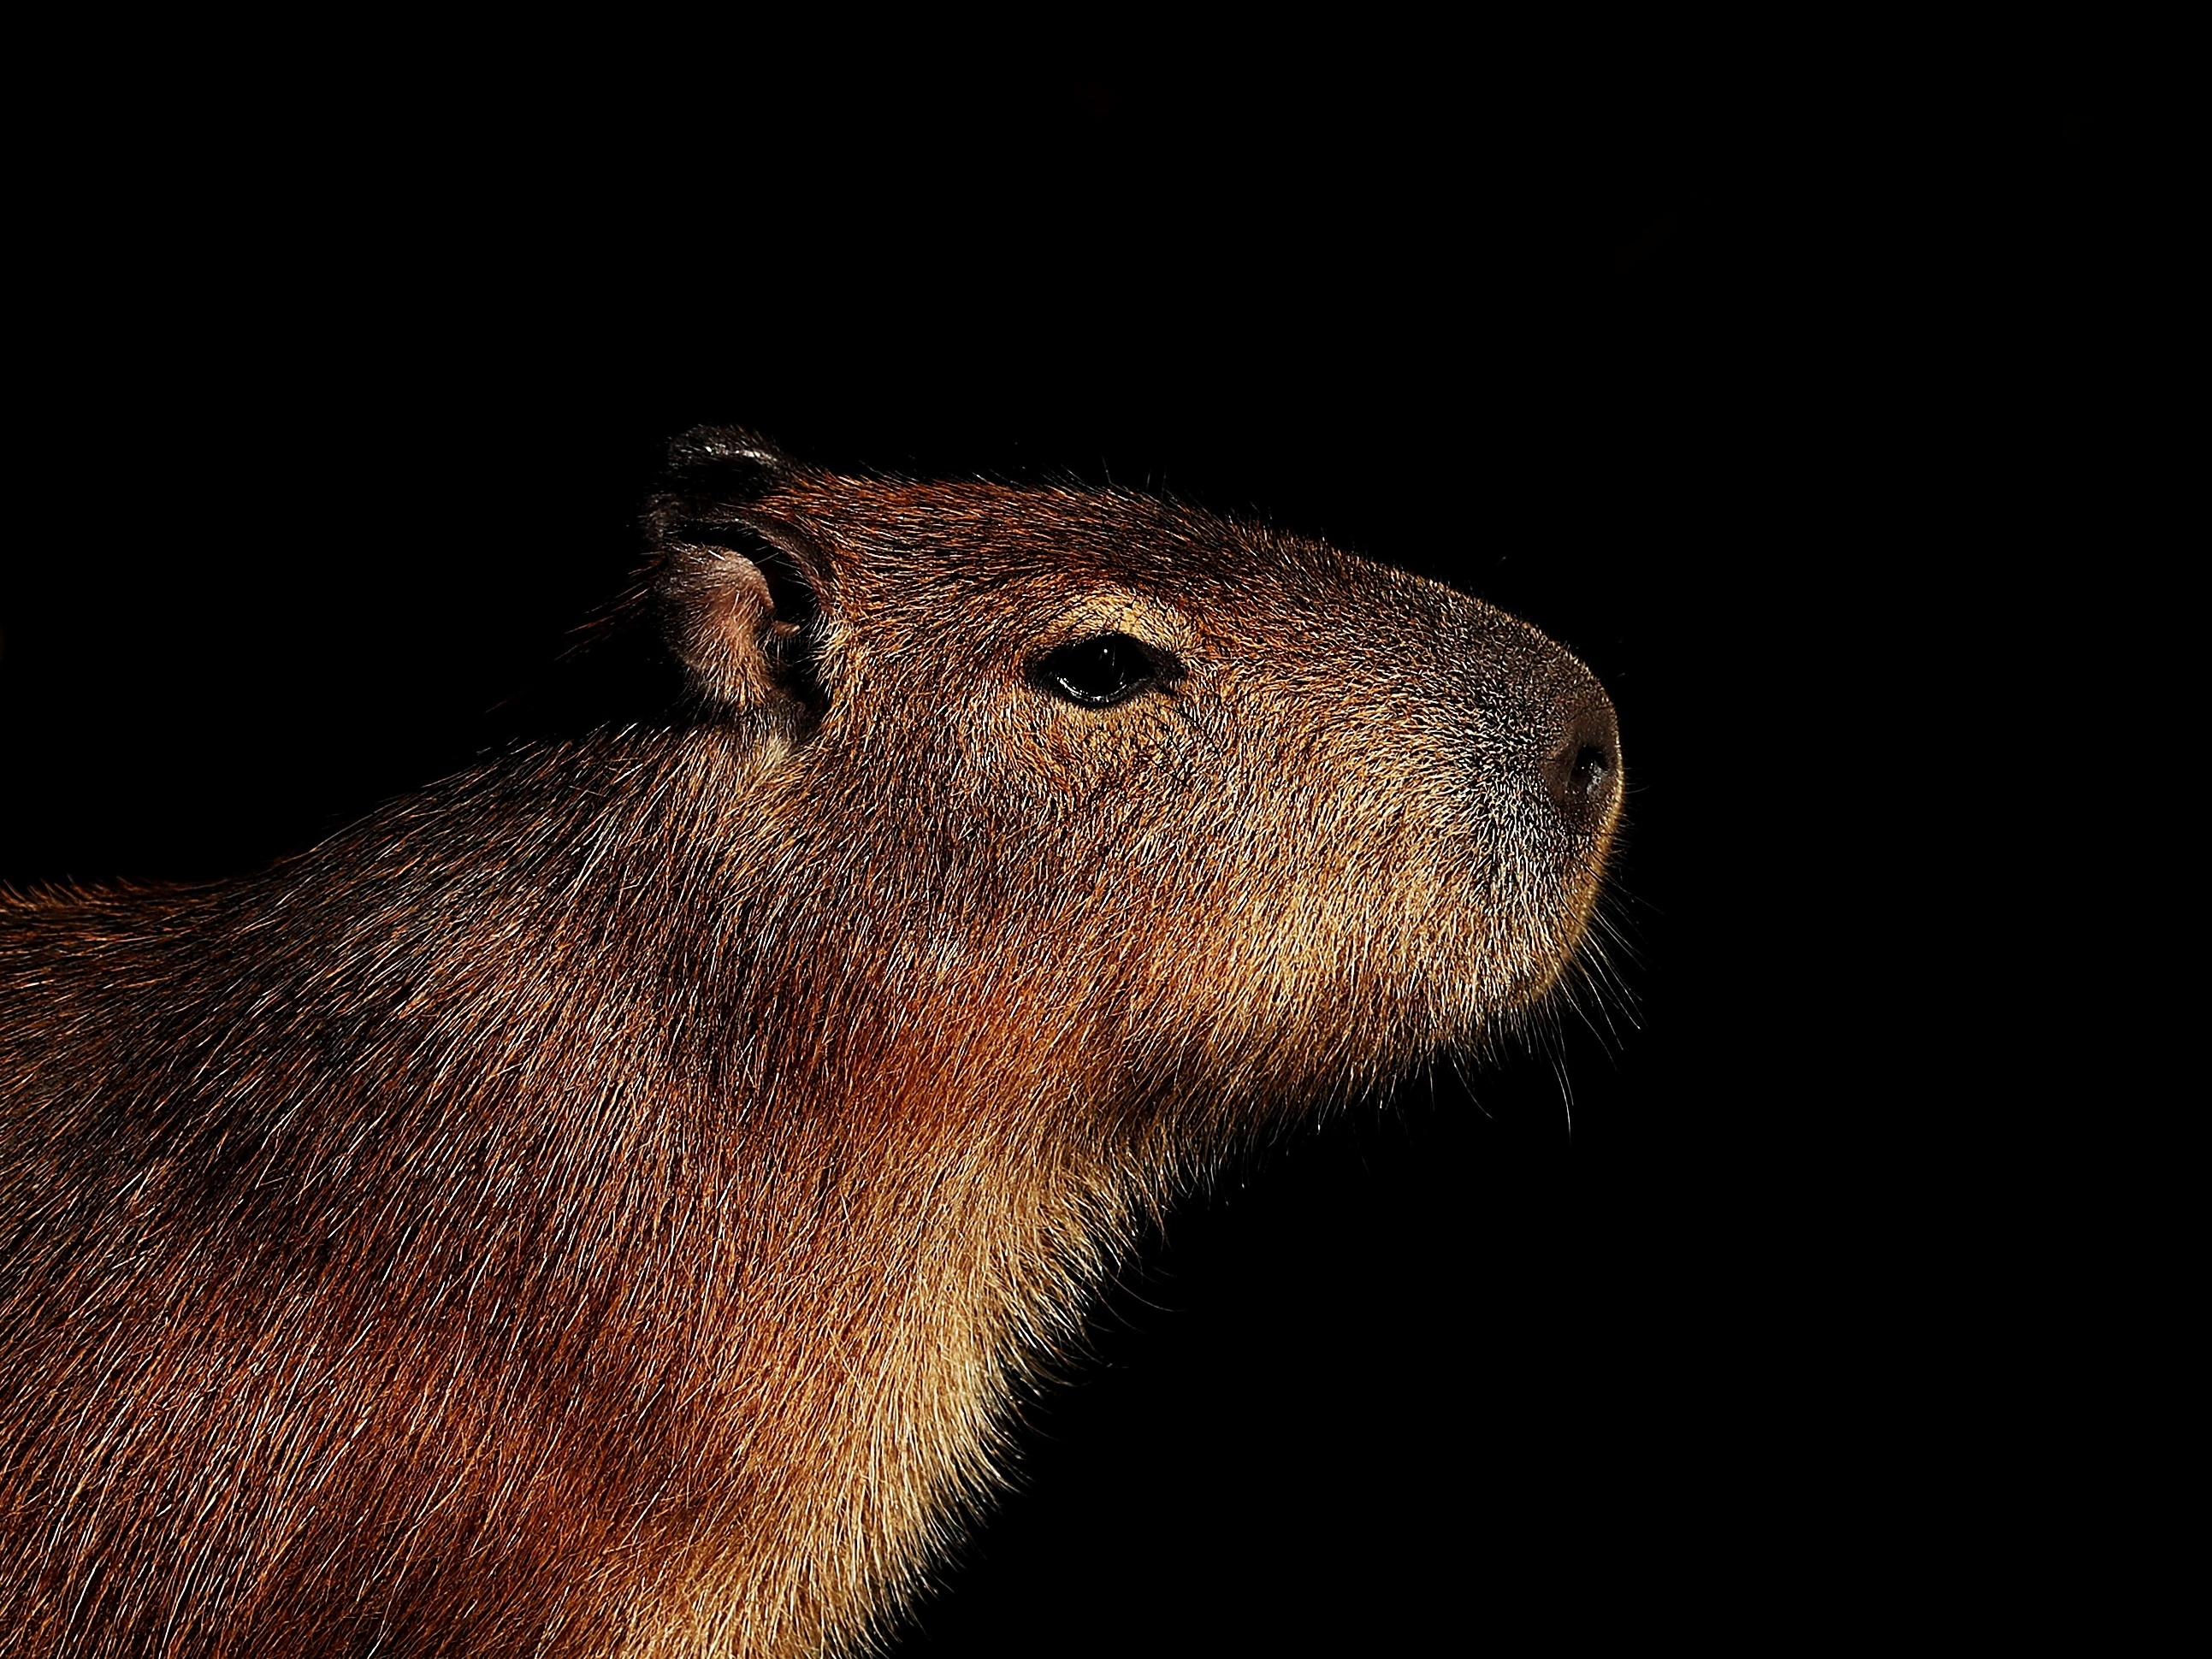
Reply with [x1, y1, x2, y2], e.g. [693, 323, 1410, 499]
[1032, 633, 1169, 708]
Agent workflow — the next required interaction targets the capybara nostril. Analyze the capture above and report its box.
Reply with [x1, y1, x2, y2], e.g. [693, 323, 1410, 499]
[1541, 696, 1621, 822]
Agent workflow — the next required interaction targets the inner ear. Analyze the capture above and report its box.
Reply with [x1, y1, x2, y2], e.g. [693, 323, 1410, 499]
[657, 521, 830, 721]
[747, 540, 821, 637]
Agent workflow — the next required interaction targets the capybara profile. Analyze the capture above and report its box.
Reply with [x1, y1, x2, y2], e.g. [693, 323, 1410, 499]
[0, 429, 1624, 1657]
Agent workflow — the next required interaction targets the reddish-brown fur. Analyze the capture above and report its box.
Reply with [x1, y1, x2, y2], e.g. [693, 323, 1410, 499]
[0, 432, 1623, 1656]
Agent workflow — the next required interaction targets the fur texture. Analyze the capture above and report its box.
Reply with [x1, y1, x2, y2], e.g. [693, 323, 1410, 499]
[0, 432, 1623, 1656]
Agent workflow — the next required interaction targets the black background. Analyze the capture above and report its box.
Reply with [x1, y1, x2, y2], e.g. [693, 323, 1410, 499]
[4, 67, 2090, 1656]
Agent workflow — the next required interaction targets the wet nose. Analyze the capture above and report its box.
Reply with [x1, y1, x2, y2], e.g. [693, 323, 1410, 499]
[1539, 694, 1621, 826]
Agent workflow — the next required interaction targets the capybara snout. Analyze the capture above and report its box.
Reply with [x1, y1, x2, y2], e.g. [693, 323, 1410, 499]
[1452, 611, 1624, 837]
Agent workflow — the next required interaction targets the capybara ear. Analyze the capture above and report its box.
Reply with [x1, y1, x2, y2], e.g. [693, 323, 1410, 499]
[645, 428, 831, 717]
[659, 425, 800, 497]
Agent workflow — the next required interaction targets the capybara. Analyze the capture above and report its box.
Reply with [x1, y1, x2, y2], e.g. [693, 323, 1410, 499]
[0, 429, 1623, 1657]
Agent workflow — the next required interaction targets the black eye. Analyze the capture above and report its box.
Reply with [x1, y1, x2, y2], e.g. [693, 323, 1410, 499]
[1032, 633, 1170, 708]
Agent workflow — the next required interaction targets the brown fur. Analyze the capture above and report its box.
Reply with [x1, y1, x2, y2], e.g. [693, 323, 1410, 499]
[0, 431, 1623, 1656]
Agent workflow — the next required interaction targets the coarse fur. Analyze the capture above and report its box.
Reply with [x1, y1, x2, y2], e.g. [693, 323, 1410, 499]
[0, 431, 1624, 1657]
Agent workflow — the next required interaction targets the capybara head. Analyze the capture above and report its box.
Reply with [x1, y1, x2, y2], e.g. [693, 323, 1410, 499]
[646, 428, 1621, 1143]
